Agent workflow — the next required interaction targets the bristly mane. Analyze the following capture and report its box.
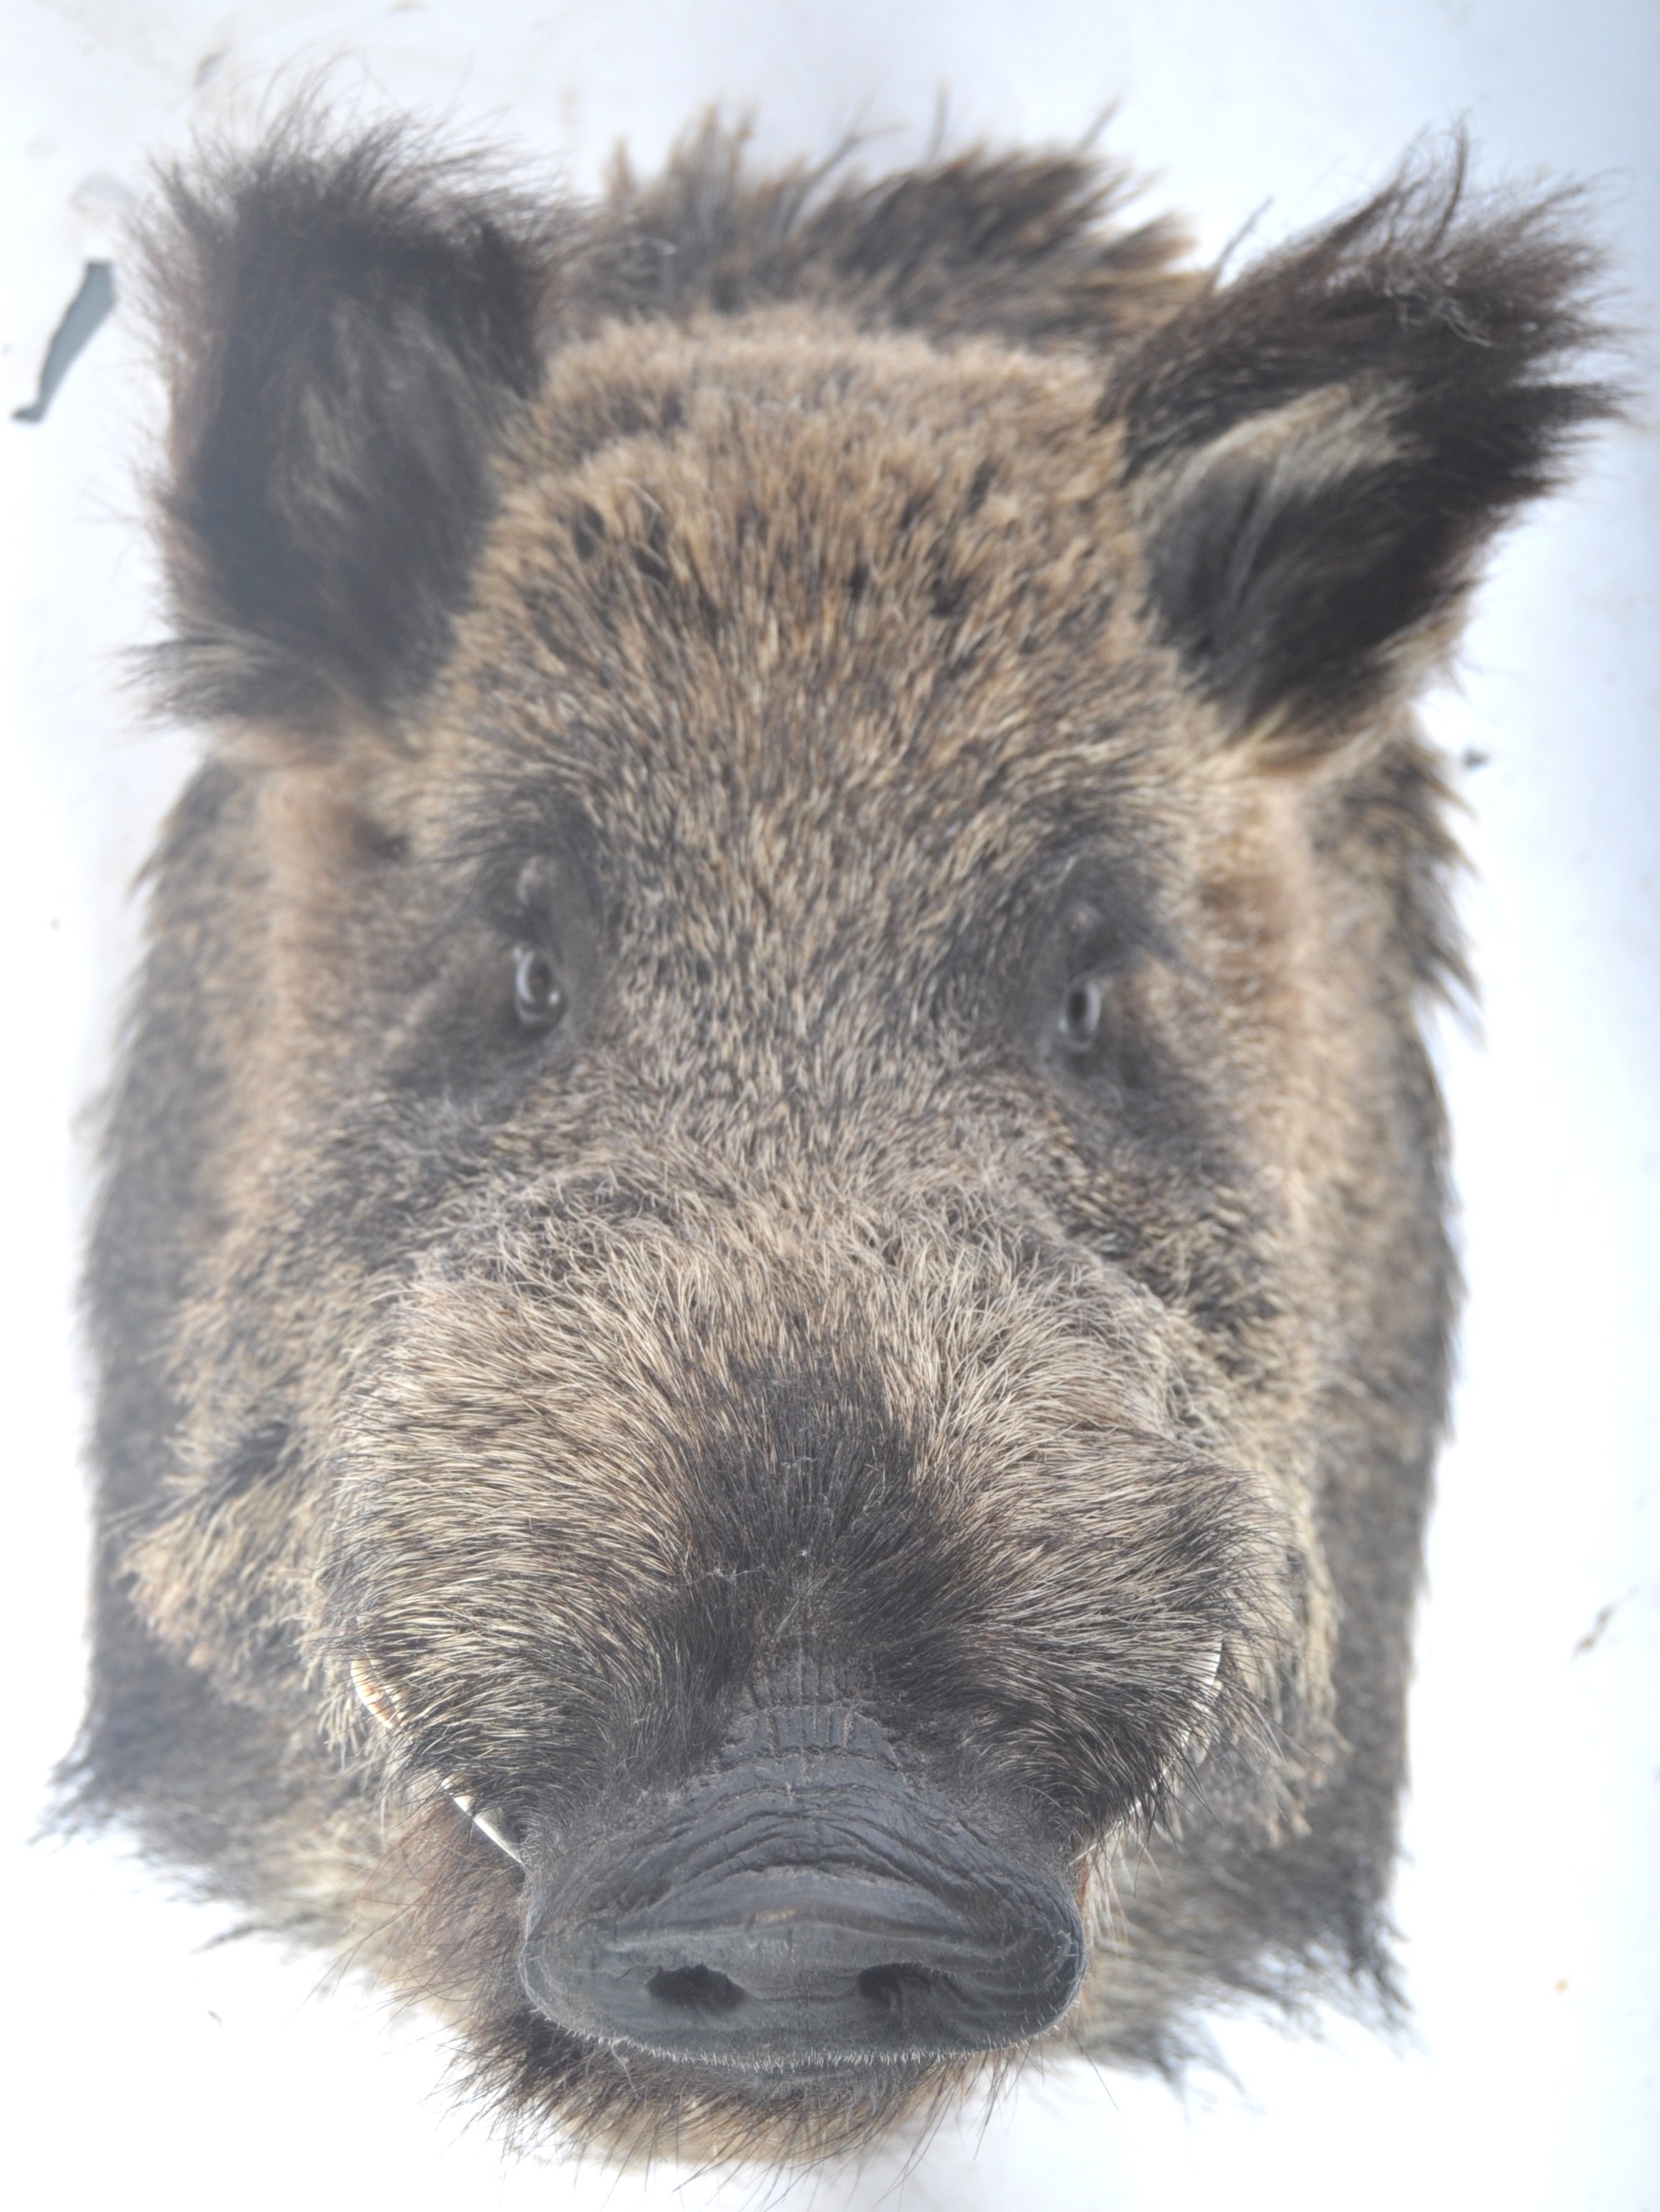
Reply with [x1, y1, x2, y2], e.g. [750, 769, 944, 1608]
[574, 113, 1198, 345]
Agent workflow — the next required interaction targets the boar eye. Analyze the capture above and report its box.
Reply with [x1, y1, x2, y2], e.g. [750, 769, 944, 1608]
[512, 945, 566, 1031]
[1057, 975, 1106, 1052]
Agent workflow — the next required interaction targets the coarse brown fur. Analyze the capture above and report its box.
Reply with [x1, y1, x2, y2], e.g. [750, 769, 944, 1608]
[60, 112, 1616, 2166]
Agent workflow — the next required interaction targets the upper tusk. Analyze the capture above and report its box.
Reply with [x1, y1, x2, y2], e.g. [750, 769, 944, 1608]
[350, 1655, 401, 1730]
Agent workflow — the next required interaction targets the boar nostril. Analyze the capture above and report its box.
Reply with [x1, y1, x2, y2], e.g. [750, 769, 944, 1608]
[643, 1958, 947, 2024]
[855, 1961, 944, 2016]
[647, 1965, 746, 2016]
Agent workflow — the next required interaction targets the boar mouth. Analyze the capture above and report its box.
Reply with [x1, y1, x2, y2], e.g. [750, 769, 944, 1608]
[516, 1698, 1086, 2077]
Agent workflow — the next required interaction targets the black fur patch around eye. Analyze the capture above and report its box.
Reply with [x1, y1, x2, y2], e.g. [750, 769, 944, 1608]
[372, 834, 604, 1119]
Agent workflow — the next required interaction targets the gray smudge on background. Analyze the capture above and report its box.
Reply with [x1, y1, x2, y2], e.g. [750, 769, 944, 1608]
[14, 261, 116, 425]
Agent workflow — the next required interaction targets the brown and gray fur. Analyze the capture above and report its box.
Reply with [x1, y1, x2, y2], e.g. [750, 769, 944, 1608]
[62, 113, 1613, 2165]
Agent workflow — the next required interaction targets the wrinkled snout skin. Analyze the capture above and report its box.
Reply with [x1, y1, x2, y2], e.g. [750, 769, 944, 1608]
[66, 118, 1611, 2165]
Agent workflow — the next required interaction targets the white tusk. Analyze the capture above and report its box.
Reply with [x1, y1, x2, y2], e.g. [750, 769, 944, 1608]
[351, 1660, 521, 1867]
[350, 1656, 401, 1730]
[442, 1779, 524, 1867]
[1155, 1642, 1229, 1792]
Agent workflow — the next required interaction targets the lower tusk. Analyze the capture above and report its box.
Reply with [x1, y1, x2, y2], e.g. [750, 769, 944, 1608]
[350, 1660, 521, 1867]
[442, 1780, 524, 1867]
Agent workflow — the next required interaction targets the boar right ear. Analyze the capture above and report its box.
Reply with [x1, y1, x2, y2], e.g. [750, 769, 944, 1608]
[145, 122, 555, 737]
[1107, 152, 1618, 763]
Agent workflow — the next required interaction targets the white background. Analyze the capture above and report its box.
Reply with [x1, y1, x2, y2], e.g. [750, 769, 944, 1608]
[3, 3, 1655, 2207]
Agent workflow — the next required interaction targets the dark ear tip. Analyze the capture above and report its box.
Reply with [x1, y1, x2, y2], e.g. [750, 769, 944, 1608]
[1111, 136, 1627, 474]
[1108, 137, 1626, 755]
[142, 108, 563, 737]
[141, 107, 563, 387]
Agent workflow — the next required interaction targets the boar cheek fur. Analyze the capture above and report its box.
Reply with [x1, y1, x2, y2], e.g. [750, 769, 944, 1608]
[61, 117, 1613, 2165]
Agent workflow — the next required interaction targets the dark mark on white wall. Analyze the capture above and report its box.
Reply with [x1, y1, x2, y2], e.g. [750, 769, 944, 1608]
[1572, 1602, 1617, 1656]
[13, 261, 116, 425]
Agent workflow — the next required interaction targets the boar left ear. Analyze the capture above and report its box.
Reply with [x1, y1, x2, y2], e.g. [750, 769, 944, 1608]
[1106, 152, 1619, 762]
[145, 121, 555, 737]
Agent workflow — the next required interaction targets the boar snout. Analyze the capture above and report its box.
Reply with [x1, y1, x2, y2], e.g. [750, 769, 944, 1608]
[519, 1696, 1086, 2070]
